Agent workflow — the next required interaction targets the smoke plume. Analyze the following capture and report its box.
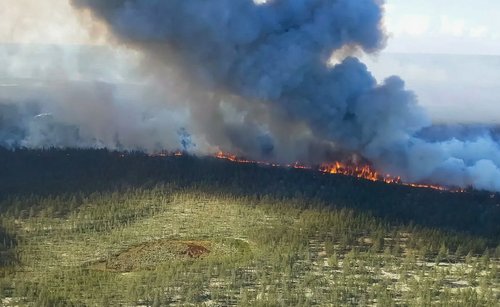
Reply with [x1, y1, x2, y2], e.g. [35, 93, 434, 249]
[1, 0, 500, 192]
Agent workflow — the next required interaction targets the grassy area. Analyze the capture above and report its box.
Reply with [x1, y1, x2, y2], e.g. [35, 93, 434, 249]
[0, 149, 500, 306]
[1, 184, 500, 306]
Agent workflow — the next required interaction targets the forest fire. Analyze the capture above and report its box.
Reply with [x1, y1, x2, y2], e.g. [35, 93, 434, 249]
[210, 152, 468, 192]
[153, 151, 466, 193]
[319, 162, 401, 184]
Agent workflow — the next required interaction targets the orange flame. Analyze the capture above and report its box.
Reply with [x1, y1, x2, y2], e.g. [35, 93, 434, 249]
[318, 162, 400, 184]
[211, 151, 458, 191]
[139, 151, 468, 193]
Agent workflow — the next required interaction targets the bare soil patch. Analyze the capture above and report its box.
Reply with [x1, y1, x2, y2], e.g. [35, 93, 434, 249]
[180, 243, 211, 258]
[90, 240, 212, 272]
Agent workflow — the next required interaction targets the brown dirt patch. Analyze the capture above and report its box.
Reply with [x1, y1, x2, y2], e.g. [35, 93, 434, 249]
[90, 240, 212, 272]
[180, 243, 211, 258]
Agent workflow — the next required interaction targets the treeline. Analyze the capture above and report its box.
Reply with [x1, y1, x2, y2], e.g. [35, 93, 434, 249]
[1, 147, 500, 240]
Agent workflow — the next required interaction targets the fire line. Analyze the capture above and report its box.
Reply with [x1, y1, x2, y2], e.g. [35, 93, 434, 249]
[145, 151, 466, 193]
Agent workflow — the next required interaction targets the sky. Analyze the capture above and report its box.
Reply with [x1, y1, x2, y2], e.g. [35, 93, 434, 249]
[0, 0, 499, 123]
[383, 0, 500, 55]
[367, 0, 500, 123]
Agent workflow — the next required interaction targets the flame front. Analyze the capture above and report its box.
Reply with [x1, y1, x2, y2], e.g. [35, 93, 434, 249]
[319, 162, 400, 184]
[211, 152, 465, 192]
[143, 151, 466, 193]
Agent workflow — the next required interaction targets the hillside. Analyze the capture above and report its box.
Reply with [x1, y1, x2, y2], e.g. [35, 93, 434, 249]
[1, 148, 500, 306]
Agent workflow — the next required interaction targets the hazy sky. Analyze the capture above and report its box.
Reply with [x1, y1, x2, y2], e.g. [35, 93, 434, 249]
[384, 0, 500, 55]
[363, 53, 500, 124]
[362, 0, 500, 123]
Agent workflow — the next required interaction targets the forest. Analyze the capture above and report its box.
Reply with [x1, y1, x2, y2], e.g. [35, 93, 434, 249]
[0, 148, 500, 306]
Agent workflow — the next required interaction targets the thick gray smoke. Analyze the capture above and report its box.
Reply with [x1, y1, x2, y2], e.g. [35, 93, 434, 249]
[66, 0, 500, 191]
[69, 0, 425, 156]
[1, 0, 500, 192]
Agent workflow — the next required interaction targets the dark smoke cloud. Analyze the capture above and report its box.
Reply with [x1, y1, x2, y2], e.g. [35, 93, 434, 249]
[72, 0, 416, 154]
[1, 0, 500, 191]
[71, 0, 401, 162]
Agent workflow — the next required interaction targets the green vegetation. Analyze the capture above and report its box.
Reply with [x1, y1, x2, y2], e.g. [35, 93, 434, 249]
[0, 148, 500, 306]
